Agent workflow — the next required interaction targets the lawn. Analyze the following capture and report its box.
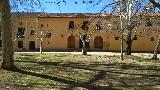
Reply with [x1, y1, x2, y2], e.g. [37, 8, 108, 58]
[0, 53, 160, 90]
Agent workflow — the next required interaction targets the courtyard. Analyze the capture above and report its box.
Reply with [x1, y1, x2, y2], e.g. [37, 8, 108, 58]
[0, 52, 160, 90]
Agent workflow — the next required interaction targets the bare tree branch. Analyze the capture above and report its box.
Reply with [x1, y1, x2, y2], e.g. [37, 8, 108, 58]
[149, 0, 160, 7]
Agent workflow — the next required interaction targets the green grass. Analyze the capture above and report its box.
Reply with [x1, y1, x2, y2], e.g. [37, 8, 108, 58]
[0, 53, 160, 90]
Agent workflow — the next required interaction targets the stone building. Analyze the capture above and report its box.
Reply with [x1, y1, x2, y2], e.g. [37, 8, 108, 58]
[1, 12, 159, 52]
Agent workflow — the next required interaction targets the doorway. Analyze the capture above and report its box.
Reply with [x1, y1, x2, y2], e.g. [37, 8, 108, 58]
[94, 36, 103, 49]
[68, 36, 75, 48]
[29, 41, 35, 50]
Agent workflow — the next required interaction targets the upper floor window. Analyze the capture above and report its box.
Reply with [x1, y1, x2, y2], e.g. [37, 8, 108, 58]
[115, 37, 119, 40]
[155, 22, 160, 26]
[146, 18, 152, 26]
[30, 30, 35, 35]
[44, 33, 51, 38]
[47, 24, 49, 28]
[81, 21, 88, 30]
[95, 22, 102, 30]
[41, 24, 44, 27]
[69, 21, 74, 29]
[20, 22, 23, 25]
[133, 37, 137, 40]
[151, 37, 154, 41]
[17, 27, 25, 38]
[146, 21, 152, 26]
[109, 21, 120, 30]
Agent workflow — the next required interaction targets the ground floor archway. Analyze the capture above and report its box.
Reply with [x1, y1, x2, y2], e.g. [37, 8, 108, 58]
[94, 36, 103, 49]
[68, 35, 75, 48]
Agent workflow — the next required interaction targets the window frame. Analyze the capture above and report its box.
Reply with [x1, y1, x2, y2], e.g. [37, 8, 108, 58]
[81, 21, 89, 30]
[18, 41, 23, 48]
[69, 21, 75, 29]
[17, 27, 25, 38]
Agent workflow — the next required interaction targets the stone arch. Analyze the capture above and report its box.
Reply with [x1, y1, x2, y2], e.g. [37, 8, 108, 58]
[94, 36, 103, 49]
[68, 35, 75, 48]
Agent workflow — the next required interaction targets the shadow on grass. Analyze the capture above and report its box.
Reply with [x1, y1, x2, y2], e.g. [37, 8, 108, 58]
[15, 60, 120, 68]
[8, 67, 115, 90]
[15, 60, 160, 77]
[14, 59, 160, 89]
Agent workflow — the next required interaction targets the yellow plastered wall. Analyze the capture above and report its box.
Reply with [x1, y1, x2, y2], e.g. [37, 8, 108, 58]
[13, 14, 160, 52]
[14, 16, 38, 50]
[38, 17, 89, 49]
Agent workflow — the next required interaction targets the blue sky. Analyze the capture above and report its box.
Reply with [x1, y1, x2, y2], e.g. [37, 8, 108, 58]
[42, 0, 114, 13]
[10, 0, 160, 13]
[11, 0, 115, 13]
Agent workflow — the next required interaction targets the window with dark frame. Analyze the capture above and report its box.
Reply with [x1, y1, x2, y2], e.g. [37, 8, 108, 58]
[95, 22, 102, 30]
[146, 18, 152, 26]
[30, 30, 35, 35]
[44, 33, 51, 38]
[151, 37, 154, 41]
[115, 37, 119, 40]
[81, 21, 88, 30]
[146, 21, 152, 26]
[48, 41, 50, 44]
[134, 37, 137, 40]
[111, 21, 120, 30]
[41, 24, 44, 27]
[17, 27, 25, 38]
[20, 22, 23, 25]
[48, 33, 51, 38]
[69, 21, 74, 29]
[18, 41, 23, 48]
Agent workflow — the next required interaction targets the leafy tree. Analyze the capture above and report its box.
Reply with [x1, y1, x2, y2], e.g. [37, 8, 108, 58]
[0, 0, 14, 69]
[115, 0, 149, 55]
[149, 0, 160, 60]
[98, 0, 156, 55]
[0, 0, 43, 69]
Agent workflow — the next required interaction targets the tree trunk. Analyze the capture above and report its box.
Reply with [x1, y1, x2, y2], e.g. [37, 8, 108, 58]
[40, 40, 42, 54]
[121, 33, 124, 60]
[149, 0, 160, 61]
[39, 31, 43, 54]
[120, 2, 123, 60]
[1, 0, 15, 69]
[125, 31, 132, 55]
[82, 40, 87, 55]
[152, 34, 160, 60]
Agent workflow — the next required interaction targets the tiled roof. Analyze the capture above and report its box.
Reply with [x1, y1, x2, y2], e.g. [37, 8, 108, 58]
[12, 12, 160, 18]
[12, 12, 111, 18]
[38, 13, 96, 18]
[12, 12, 43, 17]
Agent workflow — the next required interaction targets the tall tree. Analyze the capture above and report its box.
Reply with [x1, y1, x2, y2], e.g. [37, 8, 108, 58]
[149, 0, 160, 60]
[0, 0, 14, 69]
[0, 0, 43, 69]
[104, 0, 155, 55]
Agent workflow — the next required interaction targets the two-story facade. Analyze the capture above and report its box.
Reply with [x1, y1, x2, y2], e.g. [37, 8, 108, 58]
[4, 12, 160, 52]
